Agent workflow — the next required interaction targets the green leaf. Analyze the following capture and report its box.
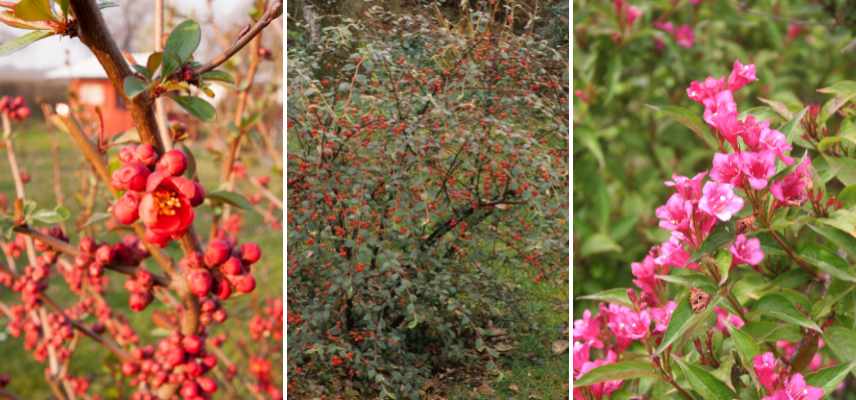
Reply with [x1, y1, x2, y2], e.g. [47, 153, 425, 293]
[207, 190, 252, 210]
[171, 96, 215, 121]
[577, 288, 632, 307]
[782, 107, 808, 145]
[826, 157, 856, 186]
[728, 325, 761, 369]
[29, 206, 70, 225]
[164, 20, 201, 64]
[201, 70, 235, 84]
[57, 0, 69, 17]
[824, 326, 856, 362]
[656, 296, 715, 354]
[146, 52, 163, 73]
[805, 363, 854, 394]
[755, 293, 820, 332]
[82, 212, 111, 228]
[673, 357, 736, 400]
[818, 81, 856, 123]
[572, 360, 657, 388]
[838, 185, 856, 208]
[715, 250, 732, 286]
[96, 1, 118, 9]
[809, 223, 856, 260]
[758, 97, 792, 120]
[691, 220, 736, 262]
[123, 76, 147, 99]
[14, 0, 55, 22]
[0, 30, 54, 56]
[799, 243, 856, 283]
[580, 233, 621, 257]
[647, 104, 717, 149]
[181, 144, 197, 178]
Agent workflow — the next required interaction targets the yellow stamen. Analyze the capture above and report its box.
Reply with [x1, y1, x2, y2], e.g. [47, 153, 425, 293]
[153, 190, 181, 216]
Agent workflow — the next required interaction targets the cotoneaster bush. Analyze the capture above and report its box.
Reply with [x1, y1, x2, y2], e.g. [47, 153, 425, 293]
[287, 3, 568, 398]
[0, 1, 282, 399]
[574, 59, 856, 399]
[573, 0, 856, 302]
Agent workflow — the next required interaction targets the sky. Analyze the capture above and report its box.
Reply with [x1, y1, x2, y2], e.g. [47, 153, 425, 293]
[0, 0, 253, 70]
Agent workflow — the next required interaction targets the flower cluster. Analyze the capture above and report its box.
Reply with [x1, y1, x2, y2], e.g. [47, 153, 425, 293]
[753, 352, 823, 400]
[111, 145, 205, 247]
[249, 298, 283, 341]
[122, 333, 219, 399]
[184, 239, 260, 300]
[575, 60, 817, 398]
[654, 21, 695, 48]
[0, 95, 30, 121]
[124, 269, 156, 312]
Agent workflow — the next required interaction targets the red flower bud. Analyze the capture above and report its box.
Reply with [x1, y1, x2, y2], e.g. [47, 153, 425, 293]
[95, 245, 115, 265]
[135, 144, 158, 166]
[129, 292, 151, 311]
[240, 243, 261, 265]
[156, 149, 187, 176]
[221, 257, 243, 275]
[119, 145, 137, 163]
[204, 240, 231, 267]
[80, 237, 96, 254]
[214, 279, 231, 301]
[179, 380, 200, 398]
[181, 335, 204, 355]
[233, 274, 255, 294]
[144, 229, 171, 247]
[14, 107, 30, 121]
[121, 362, 139, 376]
[11, 96, 23, 109]
[197, 376, 217, 393]
[188, 269, 212, 297]
[111, 162, 150, 191]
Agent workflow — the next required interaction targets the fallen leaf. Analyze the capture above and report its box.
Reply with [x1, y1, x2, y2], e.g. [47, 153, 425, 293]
[494, 342, 514, 352]
[509, 384, 520, 393]
[552, 340, 569, 354]
[477, 383, 495, 396]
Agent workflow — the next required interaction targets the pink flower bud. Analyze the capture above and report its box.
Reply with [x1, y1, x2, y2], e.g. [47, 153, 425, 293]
[119, 145, 137, 164]
[233, 274, 255, 294]
[111, 162, 150, 191]
[181, 335, 204, 355]
[214, 279, 232, 300]
[135, 144, 158, 166]
[95, 245, 114, 265]
[112, 192, 141, 225]
[155, 149, 187, 176]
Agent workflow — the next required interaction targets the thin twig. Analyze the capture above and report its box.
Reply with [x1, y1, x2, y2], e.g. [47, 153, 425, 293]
[194, 0, 283, 75]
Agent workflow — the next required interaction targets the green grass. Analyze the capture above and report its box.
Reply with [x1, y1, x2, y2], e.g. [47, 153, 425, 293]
[449, 262, 569, 399]
[0, 123, 283, 397]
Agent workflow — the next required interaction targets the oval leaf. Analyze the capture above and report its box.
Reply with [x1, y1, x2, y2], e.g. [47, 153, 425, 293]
[14, 0, 55, 22]
[656, 296, 716, 354]
[171, 96, 215, 121]
[201, 70, 235, 85]
[0, 30, 53, 56]
[207, 190, 251, 210]
[577, 288, 632, 307]
[573, 360, 657, 388]
[824, 326, 856, 362]
[805, 363, 853, 394]
[165, 20, 201, 64]
[123, 76, 147, 99]
[30, 206, 70, 225]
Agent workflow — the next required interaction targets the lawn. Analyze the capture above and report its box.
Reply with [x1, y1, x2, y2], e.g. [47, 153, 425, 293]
[0, 121, 283, 397]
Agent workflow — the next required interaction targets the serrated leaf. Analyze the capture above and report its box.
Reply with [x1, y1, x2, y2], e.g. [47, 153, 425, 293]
[673, 356, 736, 400]
[0, 30, 53, 56]
[123, 76, 147, 99]
[572, 360, 657, 388]
[809, 223, 856, 260]
[799, 243, 856, 283]
[171, 96, 215, 121]
[755, 293, 820, 332]
[164, 20, 201, 64]
[30, 206, 70, 225]
[201, 70, 234, 84]
[838, 185, 856, 208]
[577, 288, 632, 307]
[14, 0, 55, 22]
[728, 325, 760, 369]
[647, 104, 717, 149]
[207, 190, 251, 210]
[805, 363, 854, 394]
[758, 97, 792, 120]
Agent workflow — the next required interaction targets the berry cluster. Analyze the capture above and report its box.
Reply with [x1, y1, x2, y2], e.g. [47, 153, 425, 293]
[0, 95, 30, 121]
[111, 144, 205, 246]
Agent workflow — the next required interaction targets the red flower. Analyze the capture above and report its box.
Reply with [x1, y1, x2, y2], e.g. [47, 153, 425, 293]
[139, 173, 194, 244]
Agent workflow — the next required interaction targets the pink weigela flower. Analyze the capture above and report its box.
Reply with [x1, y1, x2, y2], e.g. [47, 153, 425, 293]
[739, 151, 777, 190]
[730, 234, 764, 266]
[575, 350, 623, 399]
[770, 157, 812, 206]
[713, 306, 744, 332]
[699, 181, 744, 221]
[728, 60, 757, 92]
[711, 153, 743, 186]
[754, 352, 782, 393]
[675, 24, 694, 48]
[573, 309, 604, 349]
[763, 373, 823, 400]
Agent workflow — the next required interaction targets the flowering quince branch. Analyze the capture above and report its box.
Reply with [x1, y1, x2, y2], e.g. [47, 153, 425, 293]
[0, 1, 280, 398]
[573, 60, 843, 400]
